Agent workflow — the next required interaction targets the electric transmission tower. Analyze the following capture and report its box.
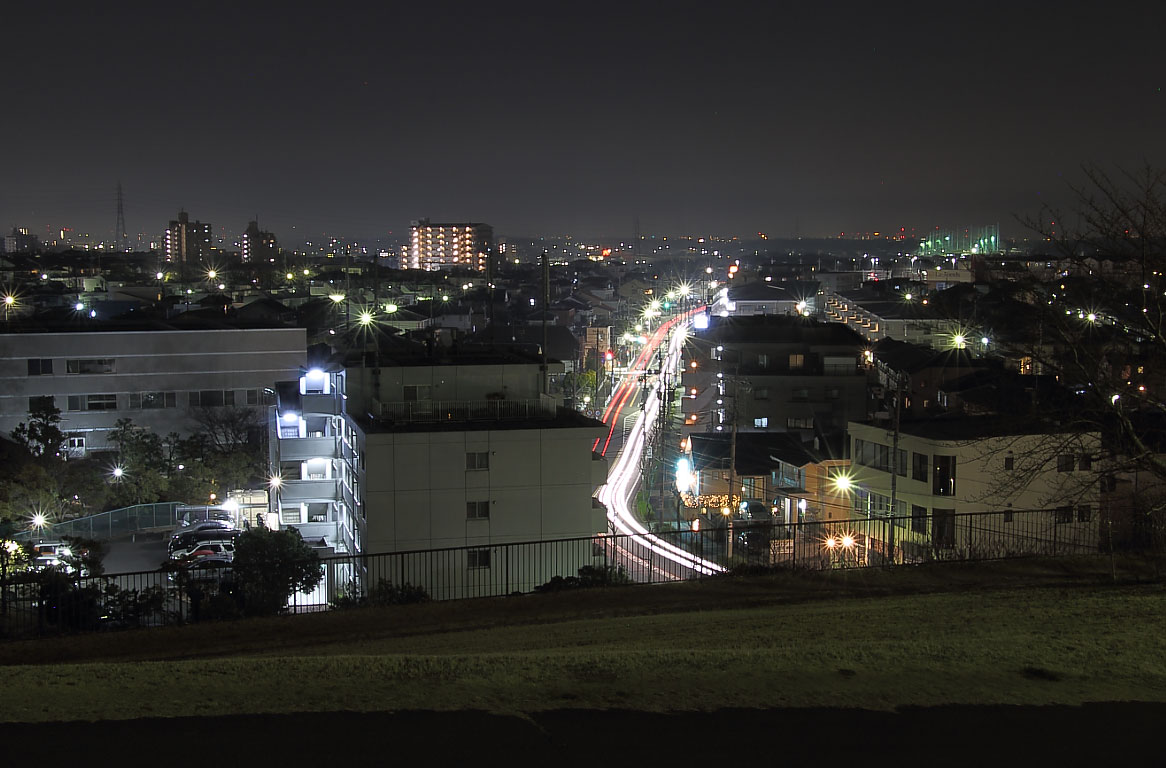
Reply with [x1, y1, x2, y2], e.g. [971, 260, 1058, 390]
[115, 181, 128, 252]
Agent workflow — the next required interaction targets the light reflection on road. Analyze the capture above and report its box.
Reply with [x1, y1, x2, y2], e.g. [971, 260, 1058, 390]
[595, 308, 724, 578]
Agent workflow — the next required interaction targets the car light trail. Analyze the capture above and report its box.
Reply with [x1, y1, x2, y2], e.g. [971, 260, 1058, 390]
[595, 306, 724, 576]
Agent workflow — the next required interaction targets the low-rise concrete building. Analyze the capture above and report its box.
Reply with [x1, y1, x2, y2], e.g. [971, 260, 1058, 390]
[0, 323, 306, 455]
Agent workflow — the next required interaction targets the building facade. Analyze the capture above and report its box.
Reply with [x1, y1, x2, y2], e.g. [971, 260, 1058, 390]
[409, 218, 493, 272]
[164, 211, 214, 270]
[268, 356, 609, 599]
[0, 326, 306, 455]
[680, 315, 869, 441]
[846, 418, 1101, 561]
[241, 220, 278, 263]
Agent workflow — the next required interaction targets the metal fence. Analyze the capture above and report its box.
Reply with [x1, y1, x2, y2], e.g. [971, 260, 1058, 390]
[11, 502, 182, 543]
[2, 507, 1161, 640]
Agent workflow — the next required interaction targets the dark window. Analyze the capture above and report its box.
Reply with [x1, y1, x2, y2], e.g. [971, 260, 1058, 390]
[142, 392, 177, 409]
[753, 388, 769, 401]
[467, 548, 491, 568]
[787, 416, 813, 429]
[1055, 506, 1073, 524]
[67, 395, 81, 411]
[195, 390, 224, 407]
[933, 455, 956, 496]
[1079, 454, 1092, 471]
[28, 395, 55, 411]
[247, 389, 259, 406]
[85, 394, 117, 411]
[1004, 456, 1014, 470]
[932, 508, 955, 548]
[223, 390, 235, 406]
[791, 388, 810, 401]
[466, 500, 490, 519]
[912, 452, 928, 481]
[466, 451, 489, 470]
[911, 505, 928, 533]
[404, 385, 431, 402]
[897, 449, 907, 477]
[1003, 509, 1014, 523]
[1077, 505, 1092, 522]
[67, 358, 114, 374]
[1057, 454, 1074, 472]
[27, 359, 53, 375]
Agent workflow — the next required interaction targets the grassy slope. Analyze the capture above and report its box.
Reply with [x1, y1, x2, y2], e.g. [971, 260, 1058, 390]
[1, 557, 1164, 723]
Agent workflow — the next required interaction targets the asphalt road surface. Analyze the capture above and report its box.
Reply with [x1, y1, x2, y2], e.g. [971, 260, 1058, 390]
[103, 532, 169, 574]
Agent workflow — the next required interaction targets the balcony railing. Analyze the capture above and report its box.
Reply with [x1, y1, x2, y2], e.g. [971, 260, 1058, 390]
[374, 397, 557, 424]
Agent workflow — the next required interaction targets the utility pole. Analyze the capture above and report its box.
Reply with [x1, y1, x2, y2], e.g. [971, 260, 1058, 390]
[887, 371, 904, 565]
[540, 250, 549, 394]
[115, 181, 127, 253]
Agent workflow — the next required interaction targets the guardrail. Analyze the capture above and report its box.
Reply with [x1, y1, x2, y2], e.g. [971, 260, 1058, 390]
[2, 507, 1161, 639]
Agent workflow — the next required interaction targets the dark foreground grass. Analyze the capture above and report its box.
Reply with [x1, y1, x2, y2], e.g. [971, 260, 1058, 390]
[1, 556, 1164, 723]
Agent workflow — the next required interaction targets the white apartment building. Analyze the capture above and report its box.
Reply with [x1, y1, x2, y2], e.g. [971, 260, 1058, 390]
[822, 290, 963, 349]
[409, 218, 493, 272]
[269, 355, 609, 600]
[846, 418, 1100, 561]
[0, 326, 306, 455]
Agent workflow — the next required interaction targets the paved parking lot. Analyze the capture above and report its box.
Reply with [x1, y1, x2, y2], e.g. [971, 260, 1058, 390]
[103, 532, 169, 574]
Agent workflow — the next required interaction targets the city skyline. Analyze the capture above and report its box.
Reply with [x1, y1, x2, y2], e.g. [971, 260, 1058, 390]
[2, 3, 1164, 242]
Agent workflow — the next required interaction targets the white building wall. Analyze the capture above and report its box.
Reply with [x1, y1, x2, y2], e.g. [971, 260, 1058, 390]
[361, 424, 605, 553]
[0, 328, 306, 452]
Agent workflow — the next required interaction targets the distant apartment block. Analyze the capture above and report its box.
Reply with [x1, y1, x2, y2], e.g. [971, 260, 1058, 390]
[0, 326, 306, 455]
[409, 218, 493, 271]
[3, 227, 40, 254]
[164, 211, 213, 268]
[241, 220, 278, 263]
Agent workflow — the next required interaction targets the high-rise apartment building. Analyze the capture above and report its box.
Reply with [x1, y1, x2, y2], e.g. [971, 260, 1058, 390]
[164, 211, 213, 268]
[241, 220, 278, 262]
[409, 218, 493, 271]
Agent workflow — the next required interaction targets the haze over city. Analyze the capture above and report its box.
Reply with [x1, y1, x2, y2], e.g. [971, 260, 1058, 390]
[3, 2, 1164, 243]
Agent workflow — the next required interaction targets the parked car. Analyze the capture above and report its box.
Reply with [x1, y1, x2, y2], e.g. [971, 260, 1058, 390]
[169, 519, 234, 542]
[169, 557, 234, 583]
[168, 529, 241, 558]
[175, 541, 236, 561]
[31, 541, 74, 571]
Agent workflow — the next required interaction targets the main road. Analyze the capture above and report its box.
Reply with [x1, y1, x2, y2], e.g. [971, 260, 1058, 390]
[594, 307, 725, 581]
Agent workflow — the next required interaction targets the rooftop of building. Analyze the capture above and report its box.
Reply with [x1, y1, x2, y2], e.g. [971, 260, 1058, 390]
[697, 314, 866, 347]
[858, 413, 1098, 442]
[689, 432, 830, 475]
[0, 313, 300, 335]
[727, 280, 819, 302]
[354, 405, 604, 435]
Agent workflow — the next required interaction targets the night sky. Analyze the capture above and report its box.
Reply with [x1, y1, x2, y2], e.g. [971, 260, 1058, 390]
[2, 2, 1164, 243]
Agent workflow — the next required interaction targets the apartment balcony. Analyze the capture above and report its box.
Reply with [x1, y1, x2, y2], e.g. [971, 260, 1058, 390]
[277, 435, 340, 461]
[277, 479, 339, 503]
[302, 393, 342, 415]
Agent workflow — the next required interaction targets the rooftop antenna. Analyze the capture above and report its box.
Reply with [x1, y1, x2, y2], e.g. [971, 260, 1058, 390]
[115, 181, 127, 252]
